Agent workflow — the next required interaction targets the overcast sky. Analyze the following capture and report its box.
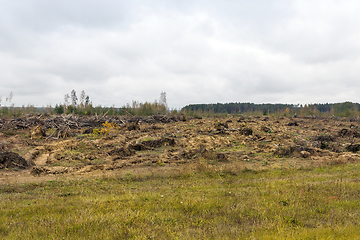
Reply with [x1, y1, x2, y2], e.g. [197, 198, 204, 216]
[1, 0, 360, 109]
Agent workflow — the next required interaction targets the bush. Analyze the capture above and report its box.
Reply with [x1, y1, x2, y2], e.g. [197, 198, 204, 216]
[54, 104, 64, 114]
[66, 105, 77, 114]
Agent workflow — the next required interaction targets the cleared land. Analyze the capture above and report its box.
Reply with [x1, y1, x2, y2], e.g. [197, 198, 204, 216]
[1, 114, 360, 239]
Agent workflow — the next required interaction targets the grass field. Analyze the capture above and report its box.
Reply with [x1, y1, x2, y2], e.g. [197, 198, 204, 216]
[2, 161, 360, 239]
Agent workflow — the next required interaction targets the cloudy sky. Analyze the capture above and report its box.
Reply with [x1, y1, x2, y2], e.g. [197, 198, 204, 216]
[1, 0, 360, 109]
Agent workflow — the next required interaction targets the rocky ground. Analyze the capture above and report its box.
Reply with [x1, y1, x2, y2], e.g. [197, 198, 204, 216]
[1, 114, 360, 183]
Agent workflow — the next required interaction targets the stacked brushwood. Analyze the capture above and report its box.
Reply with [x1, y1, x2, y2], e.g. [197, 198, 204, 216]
[0, 114, 187, 139]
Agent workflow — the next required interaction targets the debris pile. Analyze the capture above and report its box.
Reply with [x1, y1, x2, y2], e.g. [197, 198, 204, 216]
[1, 114, 360, 176]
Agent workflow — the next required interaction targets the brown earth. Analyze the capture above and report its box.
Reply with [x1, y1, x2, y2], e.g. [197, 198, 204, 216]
[1, 114, 360, 184]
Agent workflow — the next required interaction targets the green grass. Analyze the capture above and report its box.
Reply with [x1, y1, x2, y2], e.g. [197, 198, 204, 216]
[141, 137, 154, 142]
[1, 162, 360, 239]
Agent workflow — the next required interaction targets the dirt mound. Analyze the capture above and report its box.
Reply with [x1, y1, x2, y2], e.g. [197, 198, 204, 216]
[142, 138, 175, 148]
[287, 122, 299, 126]
[108, 147, 135, 158]
[129, 137, 175, 151]
[180, 148, 228, 161]
[130, 143, 149, 151]
[30, 166, 71, 175]
[0, 151, 30, 169]
[315, 135, 335, 142]
[77, 165, 106, 173]
[5, 114, 360, 180]
[274, 144, 314, 157]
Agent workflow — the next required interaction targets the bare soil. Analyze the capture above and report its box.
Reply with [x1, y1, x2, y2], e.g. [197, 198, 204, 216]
[1, 114, 360, 184]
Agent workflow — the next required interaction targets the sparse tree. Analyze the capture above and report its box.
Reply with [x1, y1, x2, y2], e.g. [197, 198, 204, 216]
[80, 90, 86, 108]
[71, 90, 77, 107]
[132, 100, 139, 109]
[85, 95, 90, 106]
[64, 94, 70, 113]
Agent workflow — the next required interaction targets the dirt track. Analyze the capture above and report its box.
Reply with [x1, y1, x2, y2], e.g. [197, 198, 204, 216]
[1, 115, 360, 184]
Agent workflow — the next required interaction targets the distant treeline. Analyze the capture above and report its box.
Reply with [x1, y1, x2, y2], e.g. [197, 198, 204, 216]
[0, 90, 170, 117]
[182, 102, 360, 117]
[183, 103, 298, 114]
[1, 88, 360, 118]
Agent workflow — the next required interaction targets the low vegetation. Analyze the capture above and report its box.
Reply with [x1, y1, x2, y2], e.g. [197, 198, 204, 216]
[1, 162, 360, 239]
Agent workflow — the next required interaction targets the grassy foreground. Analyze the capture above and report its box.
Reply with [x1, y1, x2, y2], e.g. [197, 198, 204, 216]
[1, 162, 360, 239]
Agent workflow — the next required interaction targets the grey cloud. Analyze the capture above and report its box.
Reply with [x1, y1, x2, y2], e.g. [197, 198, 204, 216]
[1, 1, 130, 31]
[1, 0, 360, 108]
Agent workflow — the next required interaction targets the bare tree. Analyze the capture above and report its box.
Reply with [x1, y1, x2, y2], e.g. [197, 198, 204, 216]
[159, 91, 167, 107]
[5, 92, 13, 107]
[158, 91, 168, 115]
[64, 94, 70, 106]
[132, 100, 139, 109]
[64, 94, 70, 113]
[9, 92, 13, 102]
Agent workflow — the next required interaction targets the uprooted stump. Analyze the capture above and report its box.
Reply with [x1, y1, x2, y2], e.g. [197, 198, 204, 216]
[81, 128, 94, 134]
[339, 128, 360, 138]
[216, 153, 228, 162]
[125, 122, 140, 131]
[0, 151, 30, 169]
[300, 151, 311, 158]
[287, 122, 299, 126]
[346, 144, 360, 153]
[274, 146, 294, 157]
[30, 125, 46, 139]
[239, 128, 253, 136]
[274, 144, 312, 157]
[215, 122, 229, 130]
[261, 125, 272, 132]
